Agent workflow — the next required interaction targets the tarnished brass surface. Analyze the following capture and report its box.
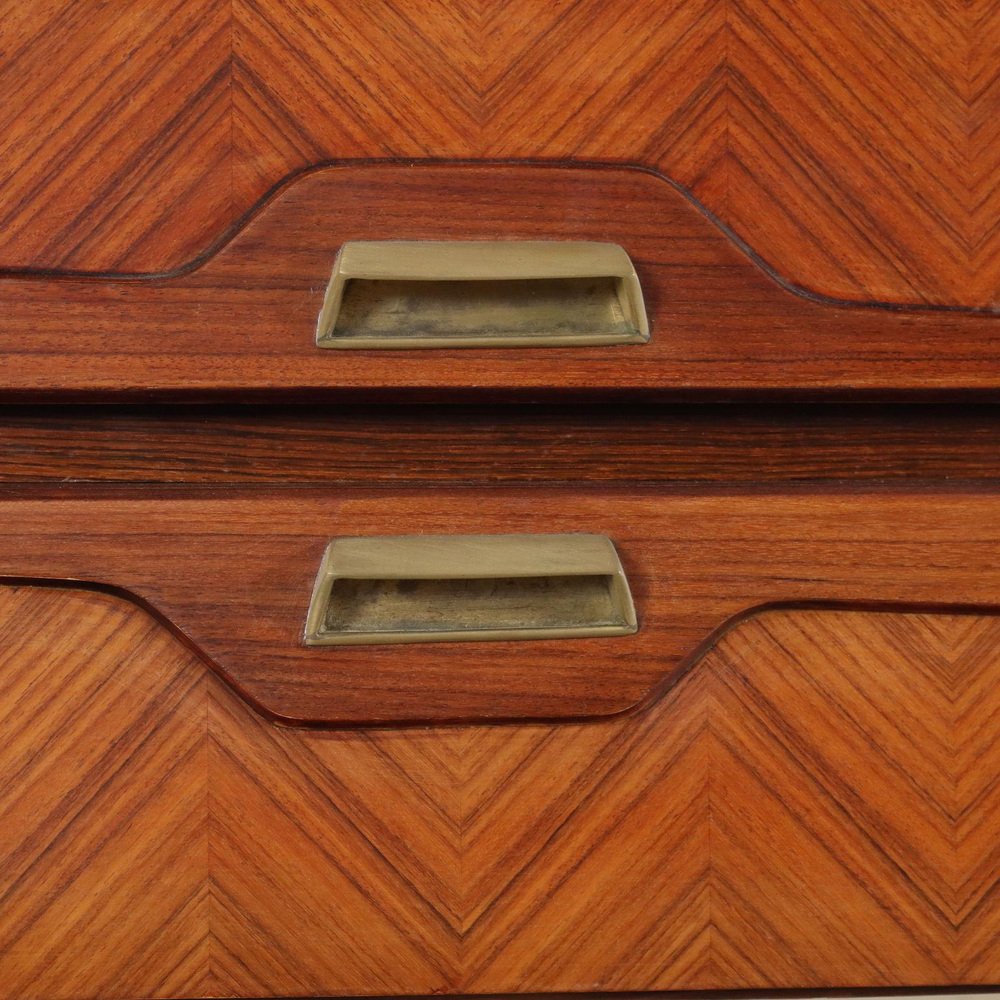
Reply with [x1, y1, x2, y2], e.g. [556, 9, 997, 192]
[304, 533, 637, 645]
[315, 241, 649, 348]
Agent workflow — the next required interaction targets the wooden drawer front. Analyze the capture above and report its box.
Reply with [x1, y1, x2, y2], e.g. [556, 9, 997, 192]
[3, 164, 1000, 397]
[0, 488, 997, 724]
[1, 584, 998, 999]
[5, 4, 1000, 396]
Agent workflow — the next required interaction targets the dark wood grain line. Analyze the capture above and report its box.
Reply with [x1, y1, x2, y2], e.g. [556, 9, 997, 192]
[1, 406, 998, 485]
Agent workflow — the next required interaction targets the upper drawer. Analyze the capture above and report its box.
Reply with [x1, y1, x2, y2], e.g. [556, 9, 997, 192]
[3, 163, 1000, 397]
[4, 0, 1000, 398]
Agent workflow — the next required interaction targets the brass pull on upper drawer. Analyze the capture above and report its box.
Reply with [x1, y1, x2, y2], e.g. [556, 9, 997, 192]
[303, 533, 637, 646]
[315, 240, 649, 349]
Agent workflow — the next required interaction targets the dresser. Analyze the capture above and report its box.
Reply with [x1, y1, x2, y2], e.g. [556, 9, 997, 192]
[1, 3, 999, 999]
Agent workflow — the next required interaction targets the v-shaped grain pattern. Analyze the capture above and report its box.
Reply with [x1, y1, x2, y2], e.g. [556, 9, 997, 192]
[3, 2, 999, 307]
[1, 586, 999, 998]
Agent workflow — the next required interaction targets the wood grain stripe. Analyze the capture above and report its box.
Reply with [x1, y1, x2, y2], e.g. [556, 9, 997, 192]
[1, 406, 998, 485]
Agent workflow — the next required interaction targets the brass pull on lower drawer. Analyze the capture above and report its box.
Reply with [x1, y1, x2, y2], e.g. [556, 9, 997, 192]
[315, 240, 649, 348]
[303, 533, 637, 645]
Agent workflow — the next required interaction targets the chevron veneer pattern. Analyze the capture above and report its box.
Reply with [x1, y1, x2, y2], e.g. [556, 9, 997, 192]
[2, 1, 999, 308]
[0, 0, 233, 275]
[1, 584, 999, 999]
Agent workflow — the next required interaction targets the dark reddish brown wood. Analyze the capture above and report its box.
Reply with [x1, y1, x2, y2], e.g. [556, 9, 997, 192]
[4, 5, 998, 993]
[2, 405, 1000, 484]
[3, 165, 1000, 397]
[4, 3, 999, 312]
[0, 486, 997, 725]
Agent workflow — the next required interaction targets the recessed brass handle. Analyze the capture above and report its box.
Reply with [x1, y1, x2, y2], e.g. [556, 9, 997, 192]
[315, 241, 649, 348]
[303, 534, 637, 646]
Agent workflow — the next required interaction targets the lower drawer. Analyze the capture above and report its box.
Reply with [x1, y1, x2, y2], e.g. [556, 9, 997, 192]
[0, 485, 998, 998]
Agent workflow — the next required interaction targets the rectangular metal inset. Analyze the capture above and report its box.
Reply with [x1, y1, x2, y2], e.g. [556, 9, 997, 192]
[315, 241, 649, 349]
[304, 534, 637, 646]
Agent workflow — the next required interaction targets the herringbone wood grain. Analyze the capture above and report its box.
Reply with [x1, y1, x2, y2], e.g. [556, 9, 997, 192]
[2, 584, 999, 998]
[2, 1, 999, 307]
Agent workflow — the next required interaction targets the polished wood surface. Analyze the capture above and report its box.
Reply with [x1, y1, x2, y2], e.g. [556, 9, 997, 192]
[0, 486, 997, 724]
[4, 165, 1000, 397]
[3, 2, 999, 313]
[2, 584, 998, 998]
[2, 406, 1000, 485]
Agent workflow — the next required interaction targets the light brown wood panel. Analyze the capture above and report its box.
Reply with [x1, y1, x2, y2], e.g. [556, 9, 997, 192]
[0, 0, 233, 274]
[3, 3, 1000, 311]
[0, 485, 998, 724]
[5, 165, 1000, 396]
[1, 584, 998, 998]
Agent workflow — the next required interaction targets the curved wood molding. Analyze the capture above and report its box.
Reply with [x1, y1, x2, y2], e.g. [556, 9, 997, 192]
[3, 3, 999, 312]
[2, 585, 1000, 997]
[3, 165, 1000, 396]
[0, 486, 997, 725]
